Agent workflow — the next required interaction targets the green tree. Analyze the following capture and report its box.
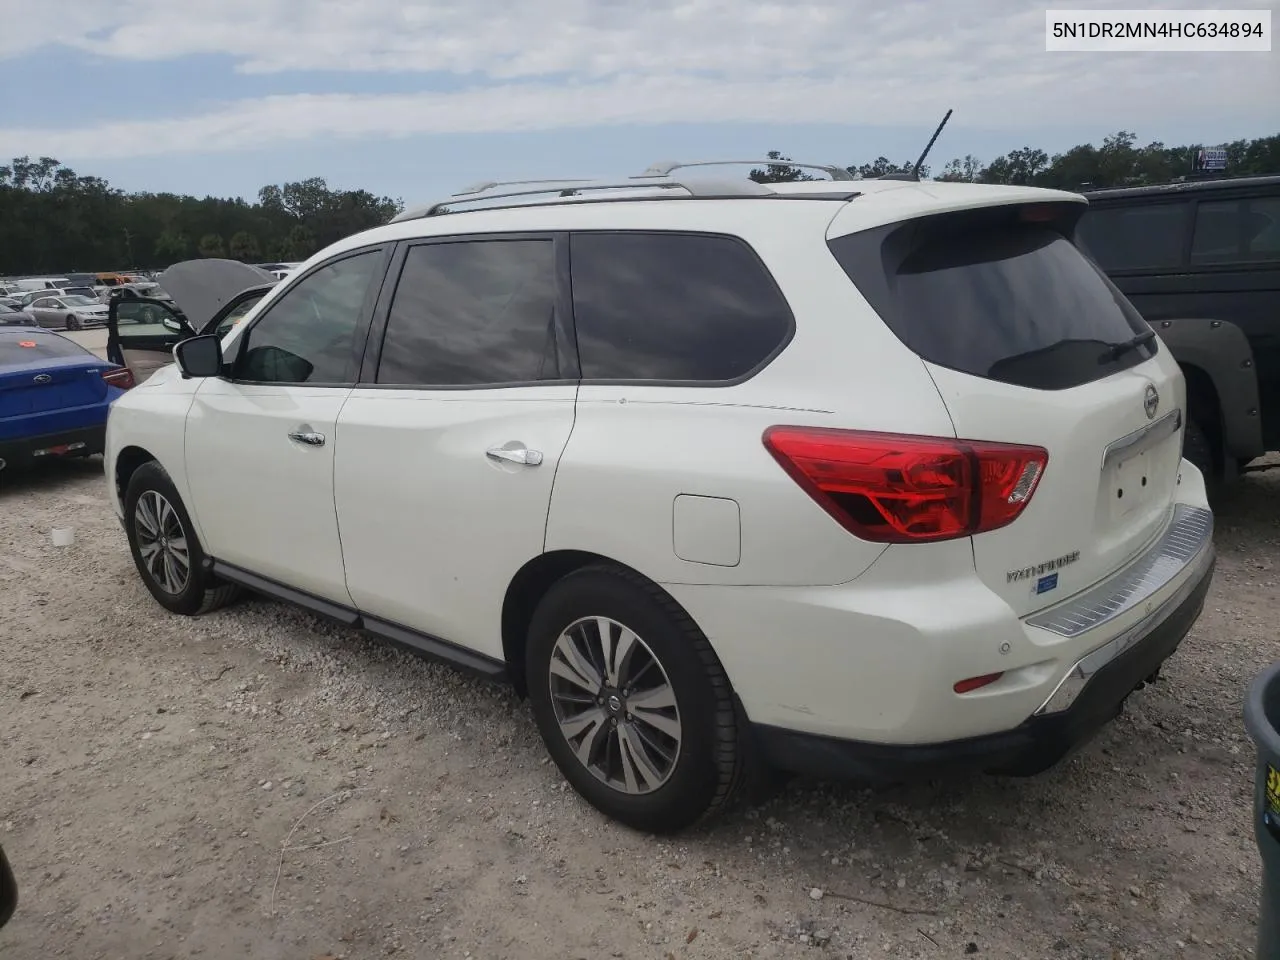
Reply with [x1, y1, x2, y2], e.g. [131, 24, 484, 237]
[228, 230, 261, 262]
[749, 151, 817, 184]
[154, 230, 189, 263]
[197, 233, 226, 257]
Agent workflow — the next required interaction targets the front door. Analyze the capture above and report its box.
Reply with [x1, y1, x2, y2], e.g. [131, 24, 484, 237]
[335, 235, 578, 658]
[107, 297, 193, 383]
[183, 247, 388, 603]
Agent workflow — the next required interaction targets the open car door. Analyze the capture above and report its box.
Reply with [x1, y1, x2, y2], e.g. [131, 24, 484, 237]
[107, 259, 276, 384]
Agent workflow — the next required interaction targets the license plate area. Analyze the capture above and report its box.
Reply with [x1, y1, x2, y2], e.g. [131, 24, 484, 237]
[1109, 448, 1154, 521]
[1102, 409, 1183, 523]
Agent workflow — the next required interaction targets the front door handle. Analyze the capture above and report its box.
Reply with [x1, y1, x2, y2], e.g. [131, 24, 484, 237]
[486, 443, 543, 466]
[288, 431, 326, 447]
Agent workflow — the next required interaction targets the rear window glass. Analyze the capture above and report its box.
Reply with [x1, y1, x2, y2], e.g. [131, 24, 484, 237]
[0, 332, 89, 363]
[1075, 203, 1188, 271]
[829, 212, 1155, 391]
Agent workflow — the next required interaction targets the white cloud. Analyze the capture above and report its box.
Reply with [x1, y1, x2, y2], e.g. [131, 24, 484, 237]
[0, 0, 1275, 160]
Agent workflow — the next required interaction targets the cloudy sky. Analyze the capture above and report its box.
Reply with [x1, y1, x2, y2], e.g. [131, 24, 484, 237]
[0, 0, 1274, 203]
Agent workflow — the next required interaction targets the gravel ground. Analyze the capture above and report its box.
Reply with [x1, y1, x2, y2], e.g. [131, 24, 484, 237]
[1, 457, 1277, 959]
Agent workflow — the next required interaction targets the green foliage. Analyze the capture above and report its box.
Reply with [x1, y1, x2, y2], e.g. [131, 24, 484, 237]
[759, 131, 1279, 189]
[0, 159, 405, 274]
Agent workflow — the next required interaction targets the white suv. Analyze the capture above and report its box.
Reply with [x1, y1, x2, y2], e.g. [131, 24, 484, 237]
[105, 162, 1216, 833]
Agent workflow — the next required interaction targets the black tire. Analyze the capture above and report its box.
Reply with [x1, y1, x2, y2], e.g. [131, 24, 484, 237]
[123, 461, 240, 616]
[65, 314, 80, 331]
[1182, 417, 1220, 488]
[526, 564, 742, 833]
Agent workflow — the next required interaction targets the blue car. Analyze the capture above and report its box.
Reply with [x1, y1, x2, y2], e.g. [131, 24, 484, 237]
[0, 327, 134, 473]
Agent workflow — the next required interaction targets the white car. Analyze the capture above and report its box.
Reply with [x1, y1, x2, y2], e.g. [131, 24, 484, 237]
[104, 162, 1215, 833]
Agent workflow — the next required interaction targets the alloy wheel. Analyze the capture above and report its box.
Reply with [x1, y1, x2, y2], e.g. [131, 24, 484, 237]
[134, 490, 191, 595]
[547, 616, 682, 794]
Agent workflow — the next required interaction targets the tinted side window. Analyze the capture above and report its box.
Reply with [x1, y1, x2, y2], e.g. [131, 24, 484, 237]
[569, 232, 793, 382]
[1075, 203, 1188, 271]
[1192, 196, 1280, 265]
[234, 251, 381, 384]
[376, 239, 558, 386]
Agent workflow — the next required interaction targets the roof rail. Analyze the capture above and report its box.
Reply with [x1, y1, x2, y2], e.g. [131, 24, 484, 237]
[391, 175, 778, 222]
[638, 159, 856, 182]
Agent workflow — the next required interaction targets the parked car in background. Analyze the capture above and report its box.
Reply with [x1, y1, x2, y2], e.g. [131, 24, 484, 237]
[26, 294, 109, 331]
[0, 326, 133, 472]
[14, 277, 71, 292]
[1078, 175, 1280, 489]
[0, 301, 36, 326]
[105, 167, 1214, 833]
[106, 259, 276, 384]
[11, 290, 53, 309]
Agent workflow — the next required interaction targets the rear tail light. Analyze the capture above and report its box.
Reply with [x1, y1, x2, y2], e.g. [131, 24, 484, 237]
[102, 367, 135, 390]
[762, 427, 1047, 543]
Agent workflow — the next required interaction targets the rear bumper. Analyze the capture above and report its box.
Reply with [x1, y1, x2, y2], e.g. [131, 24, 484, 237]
[0, 424, 106, 471]
[752, 544, 1214, 783]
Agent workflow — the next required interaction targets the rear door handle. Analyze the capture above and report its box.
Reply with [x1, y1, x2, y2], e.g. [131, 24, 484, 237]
[288, 431, 326, 447]
[486, 443, 543, 466]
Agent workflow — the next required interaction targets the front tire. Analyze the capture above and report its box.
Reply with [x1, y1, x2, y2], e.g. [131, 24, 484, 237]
[526, 565, 742, 833]
[124, 462, 240, 615]
[65, 314, 80, 331]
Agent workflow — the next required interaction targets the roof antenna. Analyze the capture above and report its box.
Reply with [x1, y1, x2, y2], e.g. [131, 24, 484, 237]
[878, 108, 953, 181]
[912, 108, 952, 180]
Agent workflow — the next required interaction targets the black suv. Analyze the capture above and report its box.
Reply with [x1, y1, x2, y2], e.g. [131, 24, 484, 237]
[1077, 175, 1280, 486]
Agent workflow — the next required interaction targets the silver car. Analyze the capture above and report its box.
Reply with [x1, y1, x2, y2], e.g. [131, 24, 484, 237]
[26, 294, 109, 331]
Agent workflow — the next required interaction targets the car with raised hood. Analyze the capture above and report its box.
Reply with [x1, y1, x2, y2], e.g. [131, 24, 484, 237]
[106, 259, 277, 384]
[0, 326, 133, 473]
[103, 161, 1215, 833]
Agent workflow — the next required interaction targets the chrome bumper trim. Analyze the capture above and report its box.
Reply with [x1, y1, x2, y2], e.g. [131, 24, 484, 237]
[1033, 536, 1214, 716]
[1026, 504, 1213, 639]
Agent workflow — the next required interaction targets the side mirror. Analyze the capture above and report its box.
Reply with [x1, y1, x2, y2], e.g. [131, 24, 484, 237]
[174, 334, 223, 379]
[161, 316, 185, 334]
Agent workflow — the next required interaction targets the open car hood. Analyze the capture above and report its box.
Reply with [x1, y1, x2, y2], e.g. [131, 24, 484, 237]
[156, 259, 277, 331]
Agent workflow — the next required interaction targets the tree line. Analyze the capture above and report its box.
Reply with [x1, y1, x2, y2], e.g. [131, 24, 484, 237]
[2, 130, 1277, 275]
[751, 131, 1279, 188]
[0, 157, 403, 275]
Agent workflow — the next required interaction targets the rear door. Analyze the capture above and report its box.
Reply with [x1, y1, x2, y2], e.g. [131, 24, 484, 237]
[828, 201, 1186, 617]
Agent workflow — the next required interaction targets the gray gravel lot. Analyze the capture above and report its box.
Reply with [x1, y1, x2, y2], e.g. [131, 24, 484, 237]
[1, 457, 1277, 959]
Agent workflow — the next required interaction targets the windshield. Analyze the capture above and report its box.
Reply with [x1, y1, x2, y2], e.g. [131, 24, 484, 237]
[64, 295, 99, 306]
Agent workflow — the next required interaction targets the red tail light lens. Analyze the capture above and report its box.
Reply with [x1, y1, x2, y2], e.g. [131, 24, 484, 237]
[102, 367, 135, 390]
[954, 672, 1004, 694]
[762, 427, 1047, 543]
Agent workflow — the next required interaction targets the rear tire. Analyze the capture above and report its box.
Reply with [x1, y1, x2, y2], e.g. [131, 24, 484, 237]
[526, 564, 743, 833]
[123, 462, 240, 616]
[1182, 417, 1220, 492]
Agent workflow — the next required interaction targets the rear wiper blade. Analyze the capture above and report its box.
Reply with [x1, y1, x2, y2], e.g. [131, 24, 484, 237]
[1099, 329, 1156, 363]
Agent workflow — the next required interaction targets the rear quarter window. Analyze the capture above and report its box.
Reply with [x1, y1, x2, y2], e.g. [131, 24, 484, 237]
[568, 231, 794, 382]
[0, 333, 90, 364]
[828, 206, 1156, 391]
